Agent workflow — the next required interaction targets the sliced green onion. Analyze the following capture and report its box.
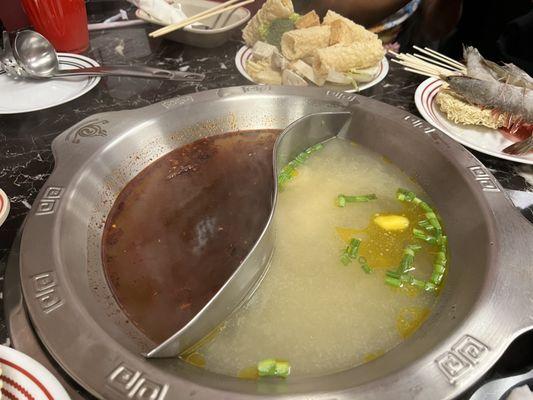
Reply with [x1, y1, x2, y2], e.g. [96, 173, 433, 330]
[295, 152, 309, 164]
[308, 143, 324, 152]
[257, 359, 291, 378]
[429, 236, 448, 285]
[340, 239, 363, 266]
[348, 238, 361, 258]
[277, 143, 324, 188]
[386, 270, 401, 279]
[424, 281, 437, 292]
[257, 359, 276, 376]
[399, 274, 426, 289]
[430, 271, 444, 286]
[340, 253, 351, 266]
[425, 211, 442, 235]
[396, 188, 416, 202]
[274, 361, 291, 378]
[397, 244, 422, 274]
[339, 238, 361, 264]
[413, 228, 439, 245]
[336, 193, 377, 207]
[386, 273, 438, 292]
[410, 278, 427, 290]
[418, 219, 434, 231]
[277, 173, 290, 186]
[396, 188, 448, 292]
[397, 189, 442, 235]
[346, 194, 377, 202]
[385, 276, 402, 287]
[360, 263, 373, 274]
[358, 256, 373, 274]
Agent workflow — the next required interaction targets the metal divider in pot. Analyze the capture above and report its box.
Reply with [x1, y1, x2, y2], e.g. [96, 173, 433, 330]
[146, 110, 354, 358]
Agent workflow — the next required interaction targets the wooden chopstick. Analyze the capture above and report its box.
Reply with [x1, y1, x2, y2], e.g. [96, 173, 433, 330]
[149, 0, 254, 38]
[412, 53, 461, 73]
[391, 58, 444, 77]
[413, 46, 466, 72]
[389, 46, 469, 79]
[403, 67, 437, 78]
[389, 50, 460, 78]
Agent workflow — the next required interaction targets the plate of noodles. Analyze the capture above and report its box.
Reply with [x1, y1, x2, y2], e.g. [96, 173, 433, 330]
[396, 45, 533, 164]
[415, 77, 533, 165]
[415, 78, 533, 164]
[236, 0, 389, 92]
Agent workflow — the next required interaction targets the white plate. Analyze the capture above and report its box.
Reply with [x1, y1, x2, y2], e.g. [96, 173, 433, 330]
[415, 77, 533, 165]
[0, 345, 71, 399]
[0, 53, 100, 114]
[0, 189, 9, 227]
[235, 45, 389, 93]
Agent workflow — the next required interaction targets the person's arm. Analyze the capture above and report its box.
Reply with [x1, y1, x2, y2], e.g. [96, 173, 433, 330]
[303, 0, 412, 27]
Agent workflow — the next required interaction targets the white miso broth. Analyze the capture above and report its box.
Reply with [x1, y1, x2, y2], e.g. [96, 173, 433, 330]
[186, 138, 442, 377]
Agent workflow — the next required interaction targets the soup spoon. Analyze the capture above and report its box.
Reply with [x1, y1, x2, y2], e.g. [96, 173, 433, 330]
[11, 30, 205, 81]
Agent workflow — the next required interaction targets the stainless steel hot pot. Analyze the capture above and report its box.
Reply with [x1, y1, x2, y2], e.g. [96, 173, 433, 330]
[19, 86, 533, 399]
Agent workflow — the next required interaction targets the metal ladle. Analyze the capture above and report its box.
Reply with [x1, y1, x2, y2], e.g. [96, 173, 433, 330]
[12, 30, 204, 81]
[146, 111, 353, 358]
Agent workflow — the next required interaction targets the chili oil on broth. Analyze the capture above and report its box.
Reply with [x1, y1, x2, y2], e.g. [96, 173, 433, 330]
[194, 138, 440, 377]
[101, 130, 279, 343]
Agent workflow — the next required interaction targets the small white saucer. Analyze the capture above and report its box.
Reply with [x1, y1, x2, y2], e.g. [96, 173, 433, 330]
[0, 53, 100, 114]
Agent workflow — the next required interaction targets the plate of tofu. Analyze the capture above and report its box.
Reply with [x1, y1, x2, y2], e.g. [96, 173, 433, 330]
[236, 44, 389, 91]
[236, 0, 389, 91]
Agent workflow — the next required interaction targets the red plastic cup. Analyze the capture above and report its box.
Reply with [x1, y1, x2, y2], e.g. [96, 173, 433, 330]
[20, 0, 89, 53]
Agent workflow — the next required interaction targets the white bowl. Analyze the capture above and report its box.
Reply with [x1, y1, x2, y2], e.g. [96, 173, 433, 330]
[137, 0, 251, 48]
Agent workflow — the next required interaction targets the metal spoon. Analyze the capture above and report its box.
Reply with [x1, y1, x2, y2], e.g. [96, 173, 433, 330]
[469, 368, 533, 400]
[1, 31, 26, 77]
[503, 136, 533, 155]
[12, 30, 204, 81]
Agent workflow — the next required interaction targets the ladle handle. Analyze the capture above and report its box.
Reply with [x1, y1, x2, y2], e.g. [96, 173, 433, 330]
[469, 368, 533, 400]
[54, 65, 205, 81]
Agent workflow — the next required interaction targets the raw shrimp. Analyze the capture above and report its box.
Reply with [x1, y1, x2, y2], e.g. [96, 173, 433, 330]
[480, 60, 533, 90]
[464, 46, 533, 90]
[463, 47, 498, 82]
[501, 63, 533, 89]
[444, 76, 533, 124]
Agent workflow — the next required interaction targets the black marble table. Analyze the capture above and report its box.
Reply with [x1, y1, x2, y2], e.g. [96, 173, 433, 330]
[1, 12, 533, 399]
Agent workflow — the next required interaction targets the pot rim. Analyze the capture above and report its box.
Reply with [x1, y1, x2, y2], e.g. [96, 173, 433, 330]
[19, 86, 533, 400]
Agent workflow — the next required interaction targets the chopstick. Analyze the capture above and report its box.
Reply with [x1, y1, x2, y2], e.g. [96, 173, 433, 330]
[389, 51, 456, 77]
[149, 0, 254, 38]
[388, 47, 468, 79]
[413, 46, 466, 72]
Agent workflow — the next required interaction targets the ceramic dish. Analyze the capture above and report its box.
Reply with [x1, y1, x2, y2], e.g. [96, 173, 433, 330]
[136, 0, 250, 48]
[235, 46, 389, 92]
[0, 53, 100, 114]
[415, 77, 533, 164]
[0, 344, 71, 400]
[0, 189, 9, 227]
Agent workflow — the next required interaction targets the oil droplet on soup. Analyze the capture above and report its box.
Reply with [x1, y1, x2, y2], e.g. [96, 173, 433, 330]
[194, 138, 441, 377]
